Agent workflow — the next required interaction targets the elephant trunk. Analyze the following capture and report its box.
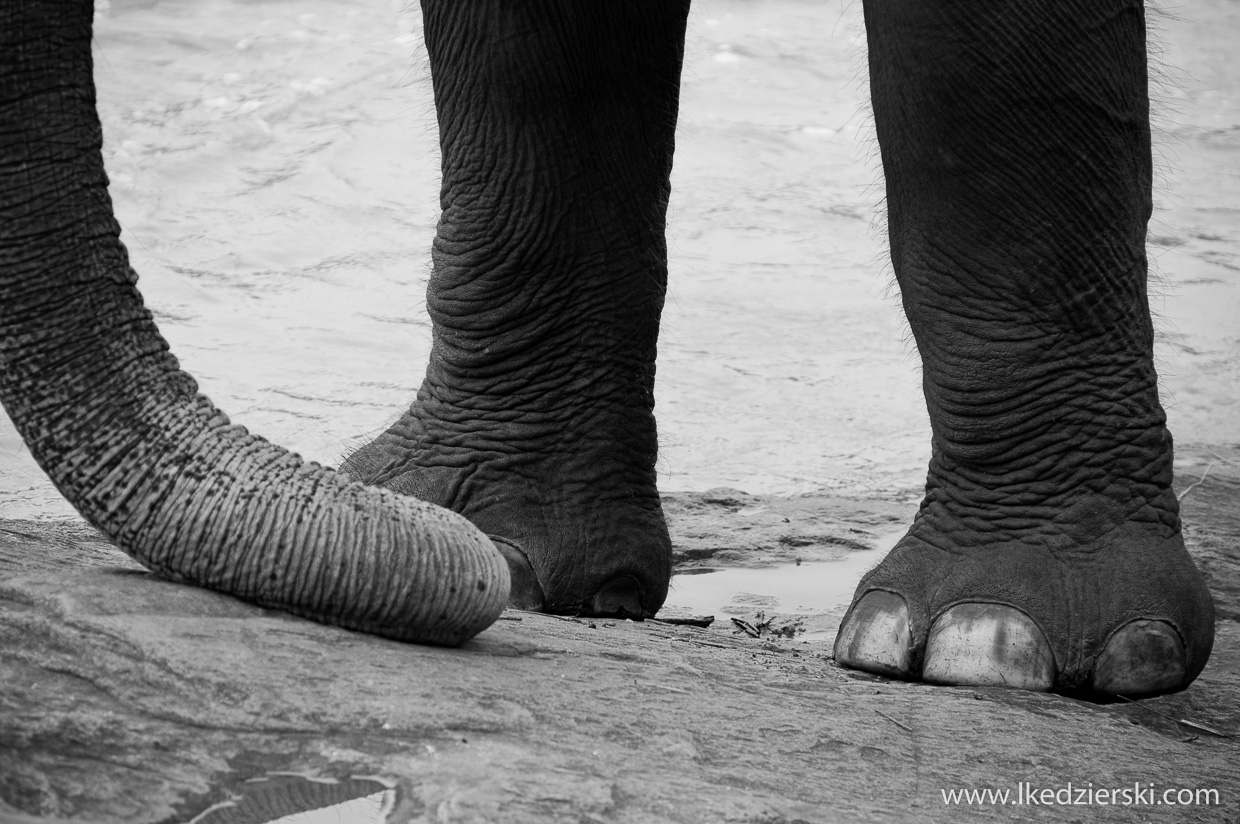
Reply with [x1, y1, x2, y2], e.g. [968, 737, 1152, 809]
[0, 1, 508, 644]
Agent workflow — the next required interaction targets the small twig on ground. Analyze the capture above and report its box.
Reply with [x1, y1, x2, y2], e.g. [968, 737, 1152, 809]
[1177, 461, 1215, 501]
[671, 637, 730, 649]
[731, 617, 761, 638]
[1178, 719, 1233, 738]
[651, 615, 715, 628]
[637, 681, 689, 694]
[1207, 449, 1239, 467]
[875, 709, 912, 732]
[1116, 695, 1233, 738]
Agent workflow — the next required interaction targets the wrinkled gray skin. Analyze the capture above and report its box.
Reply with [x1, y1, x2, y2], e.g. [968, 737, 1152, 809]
[0, 0, 1215, 693]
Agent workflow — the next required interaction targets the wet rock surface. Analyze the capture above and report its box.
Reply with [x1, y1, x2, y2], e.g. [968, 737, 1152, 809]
[2, 445, 1237, 823]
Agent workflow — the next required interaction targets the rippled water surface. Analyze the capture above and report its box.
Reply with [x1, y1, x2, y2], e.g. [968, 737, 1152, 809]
[2, 0, 1237, 519]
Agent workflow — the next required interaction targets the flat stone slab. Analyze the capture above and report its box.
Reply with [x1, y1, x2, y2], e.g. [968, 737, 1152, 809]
[2, 445, 1238, 822]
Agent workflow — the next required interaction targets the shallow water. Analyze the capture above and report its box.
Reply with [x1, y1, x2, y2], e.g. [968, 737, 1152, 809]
[663, 523, 906, 642]
[667, 559, 883, 618]
[1, 0, 1237, 519]
[189, 773, 394, 824]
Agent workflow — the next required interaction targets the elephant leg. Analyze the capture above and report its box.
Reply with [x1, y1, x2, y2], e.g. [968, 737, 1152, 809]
[834, 0, 1215, 695]
[342, 2, 691, 617]
[0, 0, 512, 646]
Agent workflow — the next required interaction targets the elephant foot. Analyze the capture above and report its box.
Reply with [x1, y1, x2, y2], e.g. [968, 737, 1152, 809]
[340, 397, 671, 619]
[834, 495, 1215, 697]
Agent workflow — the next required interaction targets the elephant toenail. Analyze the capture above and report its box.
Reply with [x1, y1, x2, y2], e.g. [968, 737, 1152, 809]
[589, 575, 644, 618]
[489, 536, 545, 611]
[1093, 619, 1186, 696]
[923, 603, 1054, 691]
[834, 590, 912, 677]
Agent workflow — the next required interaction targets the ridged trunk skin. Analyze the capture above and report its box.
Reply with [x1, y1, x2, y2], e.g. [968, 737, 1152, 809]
[0, 0, 508, 645]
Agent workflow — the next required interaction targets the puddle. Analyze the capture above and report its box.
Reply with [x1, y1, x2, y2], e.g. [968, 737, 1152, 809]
[188, 774, 395, 824]
[663, 527, 904, 639]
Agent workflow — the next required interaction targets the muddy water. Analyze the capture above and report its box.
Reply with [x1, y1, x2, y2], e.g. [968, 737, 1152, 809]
[664, 545, 892, 641]
[1, 0, 1237, 520]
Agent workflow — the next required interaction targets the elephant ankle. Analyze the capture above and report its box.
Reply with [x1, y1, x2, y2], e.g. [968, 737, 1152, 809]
[918, 428, 1181, 550]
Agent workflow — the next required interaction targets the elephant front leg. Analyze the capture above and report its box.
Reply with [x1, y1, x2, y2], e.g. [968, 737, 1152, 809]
[342, 2, 691, 617]
[835, 0, 1215, 695]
